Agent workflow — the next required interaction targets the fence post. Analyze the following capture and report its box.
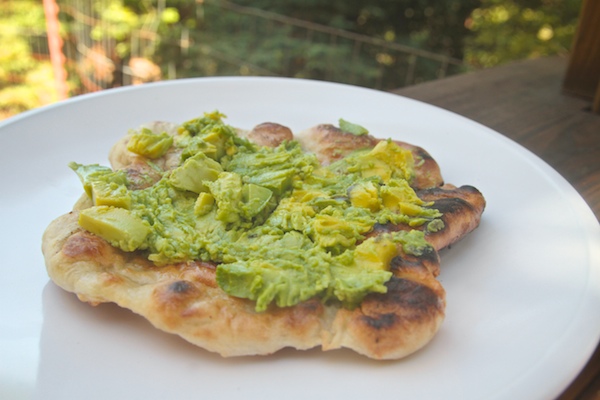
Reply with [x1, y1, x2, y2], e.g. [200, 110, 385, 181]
[43, 0, 69, 100]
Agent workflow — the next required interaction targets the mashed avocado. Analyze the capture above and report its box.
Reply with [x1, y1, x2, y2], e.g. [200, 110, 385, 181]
[72, 111, 443, 311]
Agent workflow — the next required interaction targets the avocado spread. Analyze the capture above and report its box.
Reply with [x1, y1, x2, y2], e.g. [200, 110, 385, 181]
[71, 111, 443, 311]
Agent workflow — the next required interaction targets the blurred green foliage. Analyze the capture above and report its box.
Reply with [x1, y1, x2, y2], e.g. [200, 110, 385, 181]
[0, 0, 582, 120]
[0, 0, 58, 119]
[464, 0, 581, 67]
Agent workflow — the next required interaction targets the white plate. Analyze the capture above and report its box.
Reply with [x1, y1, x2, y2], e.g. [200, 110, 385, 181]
[1, 77, 599, 400]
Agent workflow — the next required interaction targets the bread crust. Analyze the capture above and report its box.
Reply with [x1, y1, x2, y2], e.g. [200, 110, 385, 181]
[41, 119, 485, 359]
[295, 124, 444, 189]
[42, 199, 445, 359]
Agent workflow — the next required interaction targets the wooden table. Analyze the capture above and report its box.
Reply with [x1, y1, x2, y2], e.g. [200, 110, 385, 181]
[391, 55, 600, 400]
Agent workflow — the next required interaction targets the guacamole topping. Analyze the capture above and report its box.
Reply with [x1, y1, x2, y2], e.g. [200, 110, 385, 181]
[71, 111, 443, 311]
[339, 118, 369, 136]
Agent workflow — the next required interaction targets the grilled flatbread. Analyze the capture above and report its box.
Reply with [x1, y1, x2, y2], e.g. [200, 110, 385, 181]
[42, 114, 485, 360]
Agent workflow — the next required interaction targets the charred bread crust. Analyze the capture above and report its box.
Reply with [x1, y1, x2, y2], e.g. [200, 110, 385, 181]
[418, 185, 486, 250]
[365, 185, 485, 251]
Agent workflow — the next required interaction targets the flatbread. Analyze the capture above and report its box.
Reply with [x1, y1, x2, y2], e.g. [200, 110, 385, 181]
[42, 117, 485, 360]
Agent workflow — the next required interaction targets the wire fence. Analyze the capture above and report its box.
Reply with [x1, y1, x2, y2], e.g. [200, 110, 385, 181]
[25, 0, 473, 95]
[218, 1, 467, 83]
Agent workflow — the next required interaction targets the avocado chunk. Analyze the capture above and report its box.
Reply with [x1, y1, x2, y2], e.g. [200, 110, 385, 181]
[246, 168, 295, 196]
[194, 192, 214, 216]
[206, 172, 244, 223]
[311, 213, 358, 250]
[79, 206, 150, 252]
[380, 178, 423, 210]
[349, 180, 381, 211]
[180, 136, 218, 161]
[199, 129, 229, 159]
[179, 112, 240, 160]
[169, 152, 223, 194]
[91, 180, 131, 209]
[266, 196, 315, 232]
[393, 230, 434, 257]
[69, 162, 127, 199]
[127, 128, 173, 159]
[309, 208, 372, 254]
[340, 140, 415, 183]
[353, 235, 398, 270]
[379, 179, 442, 226]
[339, 118, 369, 136]
[205, 173, 276, 223]
[241, 183, 273, 218]
[327, 263, 391, 308]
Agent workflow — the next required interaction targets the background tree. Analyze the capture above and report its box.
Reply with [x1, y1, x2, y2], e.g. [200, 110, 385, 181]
[0, 0, 583, 120]
[0, 0, 58, 119]
[464, 0, 581, 67]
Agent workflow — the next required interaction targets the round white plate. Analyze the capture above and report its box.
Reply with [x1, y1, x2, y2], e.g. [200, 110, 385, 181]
[1, 77, 598, 400]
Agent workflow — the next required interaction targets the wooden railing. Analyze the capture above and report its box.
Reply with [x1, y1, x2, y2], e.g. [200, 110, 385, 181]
[562, 0, 600, 114]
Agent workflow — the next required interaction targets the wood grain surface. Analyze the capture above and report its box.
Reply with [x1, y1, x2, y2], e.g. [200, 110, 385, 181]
[392, 55, 600, 400]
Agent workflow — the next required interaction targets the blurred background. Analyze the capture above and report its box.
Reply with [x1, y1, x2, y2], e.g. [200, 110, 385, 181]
[0, 0, 581, 121]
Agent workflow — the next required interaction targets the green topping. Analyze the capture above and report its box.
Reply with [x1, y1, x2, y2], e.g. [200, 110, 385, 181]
[194, 192, 214, 216]
[331, 140, 415, 183]
[224, 141, 315, 195]
[69, 162, 127, 198]
[215, 231, 402, 311]
[339, 118, 369, 136]
[242, 183, 273, 218]
[71, 111, 443, 311]
[176, 111, 245, 161]
[79, 206, 150, 252]
[127, 128, 174, 159]
[169, 152, 223, 194]
[206, 172, 245, 224]
[90, 180, 132, 209]
[216, 232, 331, 311]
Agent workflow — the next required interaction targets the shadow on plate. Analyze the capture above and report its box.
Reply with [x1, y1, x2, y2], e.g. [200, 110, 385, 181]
[34, 280, 411, 398]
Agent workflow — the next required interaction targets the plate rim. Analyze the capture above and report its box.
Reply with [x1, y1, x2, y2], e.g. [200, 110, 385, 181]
[1, 76, 599, 400]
